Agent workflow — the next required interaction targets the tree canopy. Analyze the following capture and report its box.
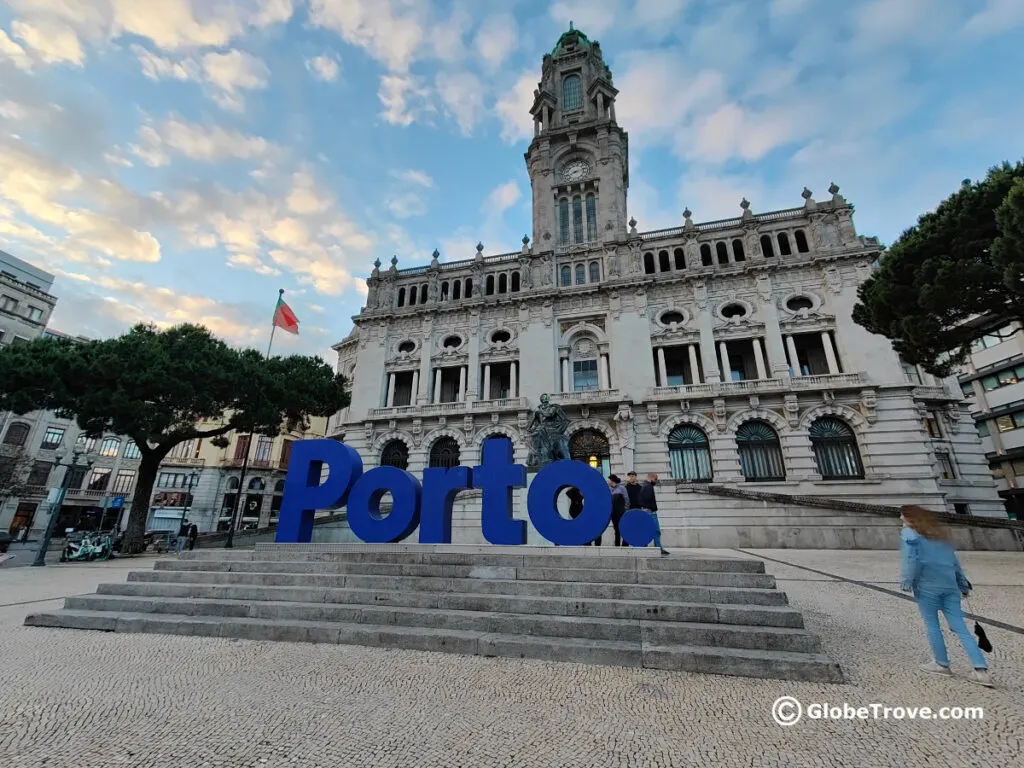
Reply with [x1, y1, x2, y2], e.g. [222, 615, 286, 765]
[0, 323, 349, 550]
[852, 161, 1024, 377]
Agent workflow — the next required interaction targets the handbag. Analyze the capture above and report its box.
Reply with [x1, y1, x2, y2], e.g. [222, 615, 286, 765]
[963, 596, 993, 653]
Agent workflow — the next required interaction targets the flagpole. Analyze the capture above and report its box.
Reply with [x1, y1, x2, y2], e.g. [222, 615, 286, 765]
[225, 288, 286, 549]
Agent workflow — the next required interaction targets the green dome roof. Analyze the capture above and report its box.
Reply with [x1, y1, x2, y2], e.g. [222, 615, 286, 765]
[551, 22, 592, 55]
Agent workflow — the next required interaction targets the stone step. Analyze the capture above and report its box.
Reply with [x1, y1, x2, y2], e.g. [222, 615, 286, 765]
[127, 569, 788, 605]
[95, 582, 804, 627]
[182, 549, 767, 573]
[23, 610, 842, 683]
[61, 595, 820, 652]
[155, 560, 775, 588]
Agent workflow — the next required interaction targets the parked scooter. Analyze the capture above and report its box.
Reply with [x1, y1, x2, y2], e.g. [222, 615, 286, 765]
[60, 531, 114, 562]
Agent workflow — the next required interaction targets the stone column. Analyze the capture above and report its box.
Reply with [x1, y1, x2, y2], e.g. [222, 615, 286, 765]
[386, 373, 396, 407]
[718, 341, 731, 383]
[599, 355, 610, 390]
[785, 335, 801, 377]
[760, 300, 789, 378]
[510, 361, 518, 399]
[458, 366, 466, 402]
[698, 312, 720, 382]
[822, 331, 840, 374]
[561, 356, 570, 393]
[433, 368, 442, 404]
[753, 338, 767, 380]
[656, 347, 668, 388]
[417, 320, 433, 404]
[483, 364, 492, 401]
[411, 370, 420, 399]
[688, 344, 702, 385]
[467, 323, 480, 404]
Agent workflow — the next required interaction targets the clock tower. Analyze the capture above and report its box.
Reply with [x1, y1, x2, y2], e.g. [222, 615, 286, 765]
[525, 24, 629, 251]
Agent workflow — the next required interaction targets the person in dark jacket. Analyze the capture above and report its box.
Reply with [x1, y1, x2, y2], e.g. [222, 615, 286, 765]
[188, 523, 199, 551]
[624, 471, 642, 510]
[609, 475, 628, 546]
[638, 473, 669, 555]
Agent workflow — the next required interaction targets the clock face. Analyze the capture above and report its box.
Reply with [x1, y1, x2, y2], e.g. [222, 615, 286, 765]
[561, 159, 590, 183]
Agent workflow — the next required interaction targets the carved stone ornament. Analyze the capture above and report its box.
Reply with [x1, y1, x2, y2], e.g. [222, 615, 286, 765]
[411, 418, 423, 446]
[859, 389, 878, 425]
[693, 280, 708, 309]
[712, 398, 727, 433]
[606, 246, 621, 277]
[646, 403, 659, 431]
[463, 414, 474, 438]
[756, 274, 772, 302]
[784, 394, 800, 428]
[822, 390, 836, 404]
[363, 421, 375, 444]
[614, 403, 636, 448]
[944, 405, 962, 433]
[823, 266, 842, 294]
[438, 416, 447, 429]
[580, 406, 591, 420]
[749, 395, 760, 410]
[388, 419, 397, 432]
[490, 412, 500, 425]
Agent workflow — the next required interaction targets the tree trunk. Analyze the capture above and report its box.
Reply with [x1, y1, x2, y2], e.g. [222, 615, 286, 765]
[121, 451, 164, 555]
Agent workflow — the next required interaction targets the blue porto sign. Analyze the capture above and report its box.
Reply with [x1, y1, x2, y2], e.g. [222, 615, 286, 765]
[276, 438, 657, 547]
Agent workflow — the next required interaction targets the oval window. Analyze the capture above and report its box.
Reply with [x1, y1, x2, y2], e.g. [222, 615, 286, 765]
[721, 303, 748, 319]
[492, 330, 511, 344]
[786, 296, 814, 312]
[443, 335, 462, 349]
[398, 340, 415, 353]
[661, 311, 685, 325]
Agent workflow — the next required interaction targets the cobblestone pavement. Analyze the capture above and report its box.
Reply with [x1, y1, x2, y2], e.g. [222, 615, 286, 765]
[1, 549, 1021, 768]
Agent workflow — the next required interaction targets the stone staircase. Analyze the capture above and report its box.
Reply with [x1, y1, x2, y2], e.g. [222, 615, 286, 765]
[24, 545, 843, 683]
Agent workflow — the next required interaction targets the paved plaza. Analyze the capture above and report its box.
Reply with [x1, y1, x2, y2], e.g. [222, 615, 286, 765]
[1, 548, 1021, 768]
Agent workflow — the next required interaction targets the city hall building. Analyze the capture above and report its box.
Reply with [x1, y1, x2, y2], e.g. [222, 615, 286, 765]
[326, 26, 1003, 536]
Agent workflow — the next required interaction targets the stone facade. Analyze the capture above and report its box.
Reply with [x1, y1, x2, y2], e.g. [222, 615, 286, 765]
[328, 27, 1004, 524]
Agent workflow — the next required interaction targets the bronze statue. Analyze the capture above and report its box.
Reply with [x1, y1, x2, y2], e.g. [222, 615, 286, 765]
[526, 394, 570, 468]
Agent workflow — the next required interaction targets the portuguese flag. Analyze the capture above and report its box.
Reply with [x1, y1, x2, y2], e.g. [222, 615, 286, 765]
[273, 294, 300, 335]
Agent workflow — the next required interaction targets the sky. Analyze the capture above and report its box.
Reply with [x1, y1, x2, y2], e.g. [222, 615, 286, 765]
[1, 0, 1022, 363]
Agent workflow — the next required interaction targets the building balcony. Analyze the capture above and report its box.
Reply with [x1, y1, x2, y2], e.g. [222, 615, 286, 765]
[646, 372, 867, 400]
[912, 384, 955, 401]
[220, 458, 277, 470]
[367, 397, 529, 421]
[160, 456, 206, 468]
[549, 389, 622, 406]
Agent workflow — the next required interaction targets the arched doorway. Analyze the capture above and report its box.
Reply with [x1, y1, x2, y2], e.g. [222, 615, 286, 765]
[569, 429, 611, 477]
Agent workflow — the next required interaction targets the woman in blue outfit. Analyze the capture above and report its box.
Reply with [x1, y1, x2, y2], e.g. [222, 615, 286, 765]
[899, 505, 993, 687]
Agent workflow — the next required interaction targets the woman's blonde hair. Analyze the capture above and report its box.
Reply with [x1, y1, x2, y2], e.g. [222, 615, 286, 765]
[900, 504, 949, 540]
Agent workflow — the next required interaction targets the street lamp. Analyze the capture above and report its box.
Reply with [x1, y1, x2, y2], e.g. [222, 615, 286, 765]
[176, 471, 199, 550]
[33, 451, 94, 567]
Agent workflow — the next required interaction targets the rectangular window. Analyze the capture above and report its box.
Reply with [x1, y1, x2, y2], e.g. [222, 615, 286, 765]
[0, 295, 17, 312]
[995, 414, 1016, 432]
[572, 360, 599, 392]
[572, 197, 583, 244]
[1014, 411, 1024, 429]
[66, 467, 86, 490]
[936, 452, 956, 480]
[585, 195, 597, 241]
[998, 368, 1019, 386]
[976, 421, 990, 437]
[901, 361, 922, 385]
[953, 503, 970, 516]
[75, 434, 96, 453]
[1011, 459, 1024, 477]
[88, 467, 111, 491]
[981, 375, 999, 391]
[40, 427, 65, 450]
[255, 437, 273, 462]
[158, 471, 185, 488]
[28, 306, 43, 322]
[123, 441, 141, 459]
[924, 412, 942, 438]
[234, 435, 250, 460]
[959, 381, 974, 398]
[558, 199, 569, 245]
[27, 461, 52, 486]
[99, 438, 119, 457]
[113, 469, 136, 493]
[280, 439, 294, 469]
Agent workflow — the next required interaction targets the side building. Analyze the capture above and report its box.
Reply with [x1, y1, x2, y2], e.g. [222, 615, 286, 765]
[327, 26, 1004, 537]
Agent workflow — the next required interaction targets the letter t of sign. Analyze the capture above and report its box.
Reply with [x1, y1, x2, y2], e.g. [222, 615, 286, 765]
[474, 437, 527, 545]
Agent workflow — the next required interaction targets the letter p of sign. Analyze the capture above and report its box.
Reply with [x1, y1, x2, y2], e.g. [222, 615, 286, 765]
[276, 439, 363, 543]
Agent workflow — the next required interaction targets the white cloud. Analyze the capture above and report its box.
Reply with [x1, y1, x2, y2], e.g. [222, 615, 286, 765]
[435, 71, 485, 135]
[486, 180, 520, 214]
[548, 0, 620, 37]
[495, 71, 536, 144]
[200, 49, 270, 111]
[309, 0, 425, 72]
[11, 18, 85, 66]
[378, 74, 432, 126]
[386, 192, 427, 219]
[392, 169, 434, 187]
[965, 0, 1024, 37]
[616, 51, 725, 137]
[228, 253, 281, 276]
[131, 117, 274, 166]
[132, 44, 199, 80]
[474, 14, 518, 69]
[0, 29, 33, 70]
[305, 52, 341, 82]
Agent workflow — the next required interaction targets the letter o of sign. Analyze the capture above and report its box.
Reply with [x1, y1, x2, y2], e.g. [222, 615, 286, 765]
[526, 460, 611, 546]
[346, 466, 423, 543]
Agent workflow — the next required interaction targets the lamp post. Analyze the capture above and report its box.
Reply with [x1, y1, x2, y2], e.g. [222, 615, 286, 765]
[176, 471, 199, 548]
[33, 451, 93, 567]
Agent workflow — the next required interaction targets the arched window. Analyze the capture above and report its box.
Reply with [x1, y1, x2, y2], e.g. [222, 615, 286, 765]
[809, 417, 864, 479]
[716, 241, 729, 265]
[464, 278, 473, 298]
[589, 261, 600, 282]
[736, 421, 786, 481]
[408, 287, 417, 306]
[668, 425, 713, 481]
[570, 334, 600, 392]
[274, 479, 286, 493]
[673, 248, 685, 270]
[760, 235, 776, 258]
[498, 273, 508, 294]
[794, 229, 809, 253]
[575, 264, 586, 285]
[644, 252, 656, 274]
[777, 232, 792, 256]
[572, 197, 583, 243]
[227, 477, 240, 491]
[569, 429, 611, 477]
[248, 477, 266, 491]
[511, 272, 521, 292]
[419, 285, 427, 304]
[397, 287, 406, 307]
[3, 422, 29, 446]
[441, 281, 449, 300]
[380, 439, 410, 470]
[562, 74, 582, 111]
[585, 194, 597, 241]
[700, 244, 713, 266]
[560, 265, 572, 286]
[558, 199, 570, 245]
[452, 280, 461, 300]
[429, 436, 461, 469]
[732, 239, 746, 261]
[100, 437, 121, 457]
[480, 435, 512, 462]
[271, 479, 285, 520]
[486, 275, 495, 295]
[659, 250, 670, 272]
